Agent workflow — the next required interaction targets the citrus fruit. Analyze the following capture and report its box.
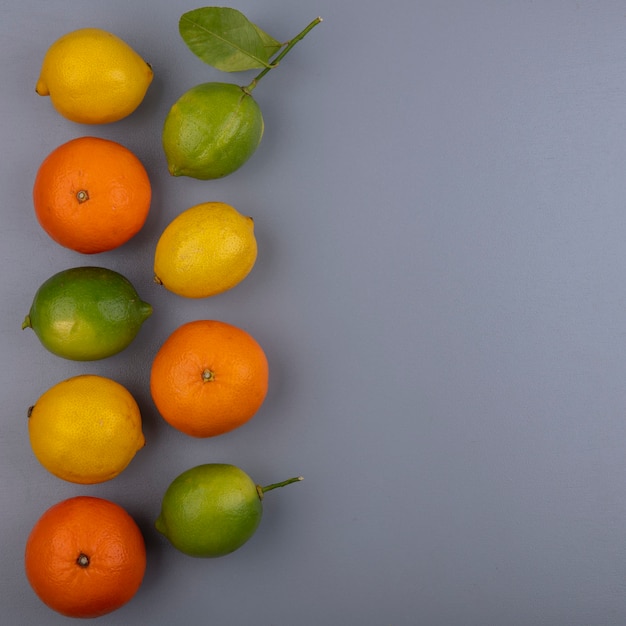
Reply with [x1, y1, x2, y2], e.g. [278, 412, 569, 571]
[155, 463, 302, 558]
[33, 136, 152, 254]
[150, 320, 269, 438]
[25, 495, 146, 618]
[36, 28, 153, 124]
[162, 82, 263, 179]
[28, 374, 145, 484]
[153, 201, 257, 299]
[22, 266, 152, 361]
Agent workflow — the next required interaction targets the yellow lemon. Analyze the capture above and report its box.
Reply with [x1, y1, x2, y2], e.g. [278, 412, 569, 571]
[36, 28, 153, 124]
[154, 202, 257, 298]
[28, 375, 145, 484]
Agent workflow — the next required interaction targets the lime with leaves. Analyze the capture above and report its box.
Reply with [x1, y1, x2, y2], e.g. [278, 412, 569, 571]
[22, 266, 152, 361]
[162, 7, 322, 180]
[155, 463, 302, 558]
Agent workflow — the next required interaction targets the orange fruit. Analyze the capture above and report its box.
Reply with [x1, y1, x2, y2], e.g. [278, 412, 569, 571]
[33, 136, 151, 254]
[24, 496, 146, 618]
[150, 319, 269, 438]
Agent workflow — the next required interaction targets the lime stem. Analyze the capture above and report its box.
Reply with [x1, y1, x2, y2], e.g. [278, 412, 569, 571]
[244, 17, 323, 92]
[257, 476, 303, 499]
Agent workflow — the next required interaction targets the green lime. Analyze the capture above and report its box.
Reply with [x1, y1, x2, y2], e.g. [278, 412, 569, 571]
[155, 463, 302, 558]
[162, 82, 264, 180]
[22, 266, 152, 361]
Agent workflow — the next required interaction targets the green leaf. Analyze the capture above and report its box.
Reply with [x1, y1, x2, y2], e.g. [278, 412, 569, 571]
[252, 24, 282, 59]
[179, 7, 281, 72]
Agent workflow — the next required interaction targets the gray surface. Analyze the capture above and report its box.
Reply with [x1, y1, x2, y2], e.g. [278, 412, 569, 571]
[3, 1, 626, 624]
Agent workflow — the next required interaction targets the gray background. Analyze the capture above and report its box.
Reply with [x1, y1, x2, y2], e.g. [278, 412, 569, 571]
[2, 1, 626, 624]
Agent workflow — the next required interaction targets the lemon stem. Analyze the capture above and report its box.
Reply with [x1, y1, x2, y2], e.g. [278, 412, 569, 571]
[245, 17, 323, 93]
[257, 476, 303, 499]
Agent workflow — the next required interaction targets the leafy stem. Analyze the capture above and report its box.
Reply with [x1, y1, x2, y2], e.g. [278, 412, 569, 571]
[245, 17, 323, 92]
